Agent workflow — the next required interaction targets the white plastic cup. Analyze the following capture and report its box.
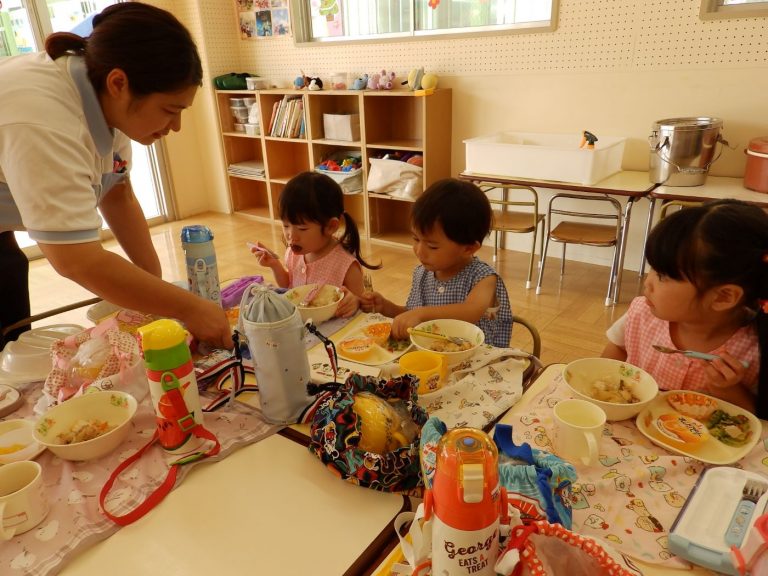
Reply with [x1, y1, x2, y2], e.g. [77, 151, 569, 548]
[553, 399, 606, 466]
[0, 461, 48, 540]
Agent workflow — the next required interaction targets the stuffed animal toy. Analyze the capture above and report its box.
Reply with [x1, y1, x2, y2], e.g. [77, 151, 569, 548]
[376, 70, 396, 90]
[351, 74, 368, 90]
[367, 72, 379, 90]
[403, 67, 439, 91]
[294, 73, 310, 90]
[308, 77, 323, 91]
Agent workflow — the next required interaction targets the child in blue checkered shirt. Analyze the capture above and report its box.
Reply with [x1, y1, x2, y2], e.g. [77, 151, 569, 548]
[361, 178, 513, 347]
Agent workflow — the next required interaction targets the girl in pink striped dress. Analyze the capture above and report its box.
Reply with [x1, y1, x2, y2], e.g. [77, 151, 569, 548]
[602, 200, 768, 416]
[249, 171, 380, 317]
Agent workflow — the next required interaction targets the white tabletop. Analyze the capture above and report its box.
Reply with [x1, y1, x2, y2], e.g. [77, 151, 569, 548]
[59, 434, 406, 576]
[652, 175, 768, 207]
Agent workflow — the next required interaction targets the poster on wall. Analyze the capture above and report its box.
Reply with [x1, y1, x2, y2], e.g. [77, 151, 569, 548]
[310, 0, 343, 38]
[235, 0, 290, 38]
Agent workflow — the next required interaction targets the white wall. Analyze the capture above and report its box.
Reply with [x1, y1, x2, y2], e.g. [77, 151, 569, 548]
[164, 0, 768, 270]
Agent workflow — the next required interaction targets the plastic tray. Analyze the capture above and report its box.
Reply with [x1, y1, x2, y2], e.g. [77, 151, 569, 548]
[635, 391, 762, 465]
[329, 313, 411, 366]
[669, 467, 768, 575]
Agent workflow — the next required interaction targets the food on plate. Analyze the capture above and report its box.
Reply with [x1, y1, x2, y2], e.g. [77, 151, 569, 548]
[429, 340, 472, 353]
[588, 375, 640, 404]
[0, 443, 25, 455]
[654, 413, 709, 447]
[666, 391, 718, 420]
[385, 336, 411, 354]
[56, 418, 114, 445]
[288, 284, 340, 308]
[706, 409, 752, 447]
[339, 337, 376, 361]
[224, 306, 240, 326]
[363, 322, 392, 347]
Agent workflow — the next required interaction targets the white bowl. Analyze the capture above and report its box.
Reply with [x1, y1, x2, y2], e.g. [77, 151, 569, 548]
[410, 319, 484, 366]
[0, 340, 52, 385]
[33, 391, 137, 461]
[563, 358, 659, 421]
[284, 284, 343, 324]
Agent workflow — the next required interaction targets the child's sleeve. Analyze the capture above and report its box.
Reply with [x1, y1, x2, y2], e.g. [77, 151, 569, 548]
[606, 313, 627, 347]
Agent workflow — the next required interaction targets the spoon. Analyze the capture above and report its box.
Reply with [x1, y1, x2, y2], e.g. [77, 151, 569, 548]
[652, 344, 750, 368]
[300, 284, 325, 307]
[407, 327, 469, 347]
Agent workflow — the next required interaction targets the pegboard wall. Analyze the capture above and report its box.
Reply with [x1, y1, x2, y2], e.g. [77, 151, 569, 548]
[218, 0, 768, 84]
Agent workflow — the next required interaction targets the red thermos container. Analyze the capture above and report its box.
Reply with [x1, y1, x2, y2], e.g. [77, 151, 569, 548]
[744, 137, 768, 193]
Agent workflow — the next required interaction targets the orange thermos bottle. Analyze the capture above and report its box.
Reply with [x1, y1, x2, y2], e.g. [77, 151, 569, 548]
[424, 428, 507, 575]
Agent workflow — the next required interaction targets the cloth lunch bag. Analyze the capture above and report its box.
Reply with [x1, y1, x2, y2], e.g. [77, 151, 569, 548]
[239, 284, 314, 424]
[366, 158, 423, 199]
[493, 424, 578, 529]
[308, 373, 429, 493]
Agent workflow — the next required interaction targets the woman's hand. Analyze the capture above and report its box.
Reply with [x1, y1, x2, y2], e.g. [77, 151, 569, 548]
[181, 298, 234, 350]
[334, 288, 360, 318]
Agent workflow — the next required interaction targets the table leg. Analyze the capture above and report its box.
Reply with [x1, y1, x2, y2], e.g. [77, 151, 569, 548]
[639, 197, 657, 278]
[612, 197, 636, 304]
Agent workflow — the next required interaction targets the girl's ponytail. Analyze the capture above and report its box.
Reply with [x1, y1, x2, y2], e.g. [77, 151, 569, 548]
[756, 255, 768, 420]
[339, 212, 381, 271]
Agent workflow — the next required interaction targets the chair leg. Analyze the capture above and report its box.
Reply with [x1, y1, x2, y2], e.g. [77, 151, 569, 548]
[604, 243, 621, 306]
[526, 229, 536, 289]
[560, 243, 566, 276]
[538, 223, 544, 269]
[536, 233, 551, 295]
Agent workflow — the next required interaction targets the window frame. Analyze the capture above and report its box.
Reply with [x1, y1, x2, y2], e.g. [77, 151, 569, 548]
[700, 0, 768, 20]
[289, 0, 559, 47]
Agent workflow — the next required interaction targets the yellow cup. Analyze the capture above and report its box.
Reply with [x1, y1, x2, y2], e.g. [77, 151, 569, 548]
[399, 350, 447, 395]
[352, 392, 409, 454]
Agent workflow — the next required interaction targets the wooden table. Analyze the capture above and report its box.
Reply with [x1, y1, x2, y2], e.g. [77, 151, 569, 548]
[640, 175, 768, 276]
[459, 170, 657, 304]
[59, 434, 408, 576]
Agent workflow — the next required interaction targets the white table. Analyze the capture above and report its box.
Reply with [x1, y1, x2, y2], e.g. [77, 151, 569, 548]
[59, 434, 407, 576]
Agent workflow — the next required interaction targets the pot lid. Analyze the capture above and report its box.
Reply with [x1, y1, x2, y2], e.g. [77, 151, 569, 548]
[748, 137, 768, 154]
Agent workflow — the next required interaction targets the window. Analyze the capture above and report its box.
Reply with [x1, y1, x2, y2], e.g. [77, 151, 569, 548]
[291, 0, 558, 45]
[700, 0, 768, 19]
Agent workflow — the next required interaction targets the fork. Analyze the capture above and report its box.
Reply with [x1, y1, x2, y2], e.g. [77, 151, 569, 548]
[362, 273, 375, 313]
[724, 479, 767, 546]
[407, 327, 469, 347]
[652, 344, 750, 368]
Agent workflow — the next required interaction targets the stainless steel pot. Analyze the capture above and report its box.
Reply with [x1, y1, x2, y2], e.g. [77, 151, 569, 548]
[649, 117, 727, 186]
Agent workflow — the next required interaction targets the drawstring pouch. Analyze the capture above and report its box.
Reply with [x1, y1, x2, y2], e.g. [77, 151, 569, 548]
[493, 424, 577, 529]
[308, 373, 428, 493]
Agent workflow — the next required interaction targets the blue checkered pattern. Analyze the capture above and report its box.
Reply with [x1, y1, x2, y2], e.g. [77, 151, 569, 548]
[405, 257, 513, 347]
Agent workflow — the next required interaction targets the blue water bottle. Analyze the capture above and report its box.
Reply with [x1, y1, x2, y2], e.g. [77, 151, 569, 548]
[181, 225, 222, 306]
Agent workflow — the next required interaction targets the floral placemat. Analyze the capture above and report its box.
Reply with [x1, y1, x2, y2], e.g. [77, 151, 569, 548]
[0, 380, 280, 576]
[500, 369, 768, 569]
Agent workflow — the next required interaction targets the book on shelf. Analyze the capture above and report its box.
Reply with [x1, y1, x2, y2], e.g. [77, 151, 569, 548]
[227, 160, 265, 178]
[267, 94, 305, 138]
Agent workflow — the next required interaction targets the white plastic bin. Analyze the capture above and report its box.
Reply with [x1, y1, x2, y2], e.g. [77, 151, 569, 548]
[464, 132, 626, 185]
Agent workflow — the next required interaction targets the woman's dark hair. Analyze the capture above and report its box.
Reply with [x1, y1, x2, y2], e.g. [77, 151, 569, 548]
[411, 178, 491, 245]
[279, 172, 380, 270]
[45, 3, 202, 96]
[645, 199, 768, 418]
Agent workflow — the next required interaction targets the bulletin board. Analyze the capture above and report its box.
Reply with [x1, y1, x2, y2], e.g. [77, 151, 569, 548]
[235, 0, 290, 39]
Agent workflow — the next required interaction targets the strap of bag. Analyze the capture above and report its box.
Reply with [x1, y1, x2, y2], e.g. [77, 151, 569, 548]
[99, 410, 221, 526]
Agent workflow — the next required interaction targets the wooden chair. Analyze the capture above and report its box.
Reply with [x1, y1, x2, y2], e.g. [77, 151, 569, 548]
[659, 199, 702, 220]
[536, 193, 623, 306]
[478, 183, 544, 289]
[0, 298, 100, 350]
[511, 316, 543, 389]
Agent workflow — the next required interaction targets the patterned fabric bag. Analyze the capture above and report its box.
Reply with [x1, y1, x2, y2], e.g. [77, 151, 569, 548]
[308, 373, 428, 492]
[493, 424, 578, 529]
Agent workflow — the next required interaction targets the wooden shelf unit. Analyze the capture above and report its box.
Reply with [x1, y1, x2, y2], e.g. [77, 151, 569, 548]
[214, 88, 452, 247]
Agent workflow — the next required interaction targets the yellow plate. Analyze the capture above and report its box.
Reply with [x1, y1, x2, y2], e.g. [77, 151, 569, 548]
[635, 391, 761, 465]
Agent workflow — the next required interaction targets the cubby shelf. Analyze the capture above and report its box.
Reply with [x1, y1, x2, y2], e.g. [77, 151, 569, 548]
[214, 88, 452, 248]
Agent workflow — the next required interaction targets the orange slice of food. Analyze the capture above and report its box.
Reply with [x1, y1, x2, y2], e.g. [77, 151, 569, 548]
[339, 337, 375, 361]
[363, 322, 392, 347]
[655, 412, 710, 447]
[666, 391, 718, 421]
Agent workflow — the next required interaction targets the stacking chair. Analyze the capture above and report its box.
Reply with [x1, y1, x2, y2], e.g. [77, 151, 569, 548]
[0, 298, 101, 350]
[535, 193, 623, 306]
[659, 199, 702, 220]
[478, 183, 544, 289]
[511, 316, 543, 390]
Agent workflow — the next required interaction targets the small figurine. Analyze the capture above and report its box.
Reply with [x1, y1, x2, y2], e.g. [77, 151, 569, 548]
[351, 74, 368, 90]
[308, 77, 323, 91]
